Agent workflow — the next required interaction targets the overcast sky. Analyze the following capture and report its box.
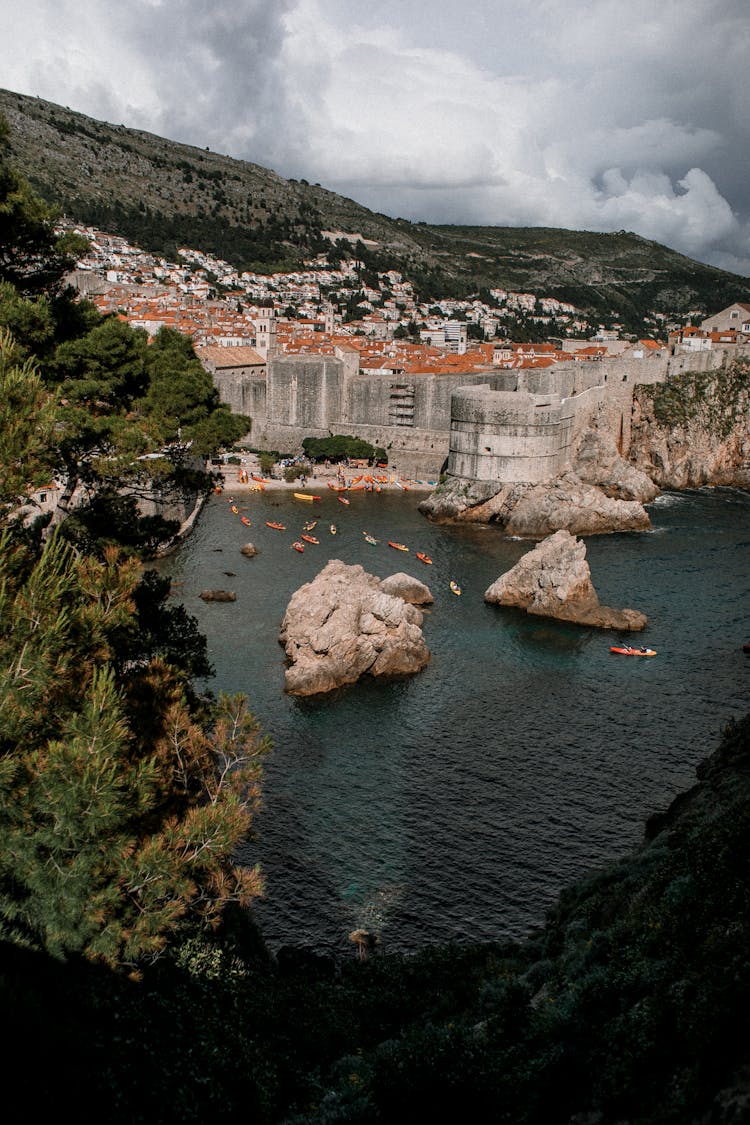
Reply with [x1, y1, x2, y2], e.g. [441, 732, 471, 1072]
[2, 0, 749, 274]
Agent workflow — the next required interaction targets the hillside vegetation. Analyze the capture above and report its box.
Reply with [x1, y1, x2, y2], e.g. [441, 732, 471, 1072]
[4, 713, 749, 1123]
[3, 87, 750, 328]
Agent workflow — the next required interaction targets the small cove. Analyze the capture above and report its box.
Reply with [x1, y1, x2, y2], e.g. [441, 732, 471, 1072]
[154, 486, 750, 955]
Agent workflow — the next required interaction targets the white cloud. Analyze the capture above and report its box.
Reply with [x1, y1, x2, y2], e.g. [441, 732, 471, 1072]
[1, 0, 748, 273]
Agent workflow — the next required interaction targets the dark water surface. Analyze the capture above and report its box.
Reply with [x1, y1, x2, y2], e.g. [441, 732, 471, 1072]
[155, 487, 749, 955]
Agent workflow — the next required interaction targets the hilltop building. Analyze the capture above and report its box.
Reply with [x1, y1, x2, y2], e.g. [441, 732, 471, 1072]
[700, 302, 750, 334]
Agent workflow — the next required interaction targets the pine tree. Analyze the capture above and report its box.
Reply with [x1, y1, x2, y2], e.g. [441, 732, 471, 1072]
[0, 119, 270, 974]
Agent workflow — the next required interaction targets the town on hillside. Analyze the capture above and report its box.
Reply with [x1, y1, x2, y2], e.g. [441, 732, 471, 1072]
[56, 221, 750, 491]
[66, 221, 750, 384]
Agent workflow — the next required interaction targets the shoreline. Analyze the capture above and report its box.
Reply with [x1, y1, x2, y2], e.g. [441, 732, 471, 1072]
[210, 455, 437, 494]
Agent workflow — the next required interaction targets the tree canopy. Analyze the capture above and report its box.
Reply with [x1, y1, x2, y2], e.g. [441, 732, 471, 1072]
[301, 433, 387, 463]
[0, 116, 268, 973]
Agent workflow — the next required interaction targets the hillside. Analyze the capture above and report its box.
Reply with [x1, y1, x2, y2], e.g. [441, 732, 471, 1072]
[3, 86, 750, 329]
[3, 712, 749, 1123]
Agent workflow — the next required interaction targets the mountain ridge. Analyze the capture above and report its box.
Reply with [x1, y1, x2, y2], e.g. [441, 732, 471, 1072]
[2, 86, 750, 330]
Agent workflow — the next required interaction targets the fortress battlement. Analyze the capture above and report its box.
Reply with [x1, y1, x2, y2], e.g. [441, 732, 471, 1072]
[211, 341, 746, 483]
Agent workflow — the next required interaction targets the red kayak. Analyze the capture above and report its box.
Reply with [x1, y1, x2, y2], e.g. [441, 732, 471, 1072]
[610, 645, 656, 657]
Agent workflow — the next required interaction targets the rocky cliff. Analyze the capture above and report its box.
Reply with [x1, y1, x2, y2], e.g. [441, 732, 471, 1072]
[419, 472, 651, 537]
[420, 357, 750, 534]
[628, 361, 750, 489]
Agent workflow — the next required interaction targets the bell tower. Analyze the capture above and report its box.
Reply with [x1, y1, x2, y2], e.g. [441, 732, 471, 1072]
[254, 307, 277, 359]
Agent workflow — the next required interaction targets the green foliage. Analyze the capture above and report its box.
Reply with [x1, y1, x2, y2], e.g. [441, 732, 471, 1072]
[0, 112, 88, 297]
[58, 489, 180, 558]
[648, 356, 750, 440]
[0, 280, 55, 355]
[0, 327, 57, 504]
[141, 327, 251, 452]
[258, 451, 277, 475]
[0, 128, 270, 977]
[1, 693, 748, 1120]
[0, 532, 270, 968]
[301, 434, 385, 463]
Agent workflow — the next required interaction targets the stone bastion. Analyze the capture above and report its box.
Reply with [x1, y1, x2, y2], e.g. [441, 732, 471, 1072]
[447, 386, 578, 483]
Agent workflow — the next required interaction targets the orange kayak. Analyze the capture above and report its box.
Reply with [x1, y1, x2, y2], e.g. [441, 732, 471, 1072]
[611, 645, 656, 657]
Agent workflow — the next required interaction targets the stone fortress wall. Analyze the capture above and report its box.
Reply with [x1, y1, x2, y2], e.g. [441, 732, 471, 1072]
[213, 342, 745, 483]
[446, 347, 740, 484]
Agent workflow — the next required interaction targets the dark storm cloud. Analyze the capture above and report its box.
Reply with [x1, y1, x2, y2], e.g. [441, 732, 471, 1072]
[2, 0, 748, 272]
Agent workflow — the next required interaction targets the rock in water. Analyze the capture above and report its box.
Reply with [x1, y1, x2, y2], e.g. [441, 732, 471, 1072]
[280, 559, 431, 696]
[420, 470, 651, 536]
[379, 571, 434, 605]
[501, 472, 651, 537]
[484, 529, 647, 631]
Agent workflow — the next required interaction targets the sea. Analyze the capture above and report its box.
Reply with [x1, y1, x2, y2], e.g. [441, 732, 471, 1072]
[153, 486, 749, 956]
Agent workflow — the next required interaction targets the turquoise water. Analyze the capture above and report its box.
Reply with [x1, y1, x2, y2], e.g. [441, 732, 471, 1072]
[154, 487, 750, 955]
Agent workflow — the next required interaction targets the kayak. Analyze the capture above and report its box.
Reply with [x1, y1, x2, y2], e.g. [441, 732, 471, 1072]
[240, 516, 251, 527]
[363, 532, 378, 545]
[449, 581, 462, 596]
[301, 534, 319, 544]
[388, 541, 409, 552]
[610, 645, 657, 657]
[294, 492, 321, 502]
[303, 520, 318, 531]
[291, 541, 305, 553]
[230, 505, 238, 514]
[265, 521, 286, 530]
[416, 552, 433, 565]
[327, 482, 347, 492]
[330, 524, 337, 535]
[338, 495, 350, 505]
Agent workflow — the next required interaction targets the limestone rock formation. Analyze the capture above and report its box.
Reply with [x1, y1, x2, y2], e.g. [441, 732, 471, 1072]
[484, 529, 647, 630]
[422, 472, 651, 537]
[500, 472, 651, 537]
[279, 559, 431, 696]
[628, 376, 750, 490]
[573, 422, 660, 503]
[379, 571, 434, 605]
[200, 589, 236, 602]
